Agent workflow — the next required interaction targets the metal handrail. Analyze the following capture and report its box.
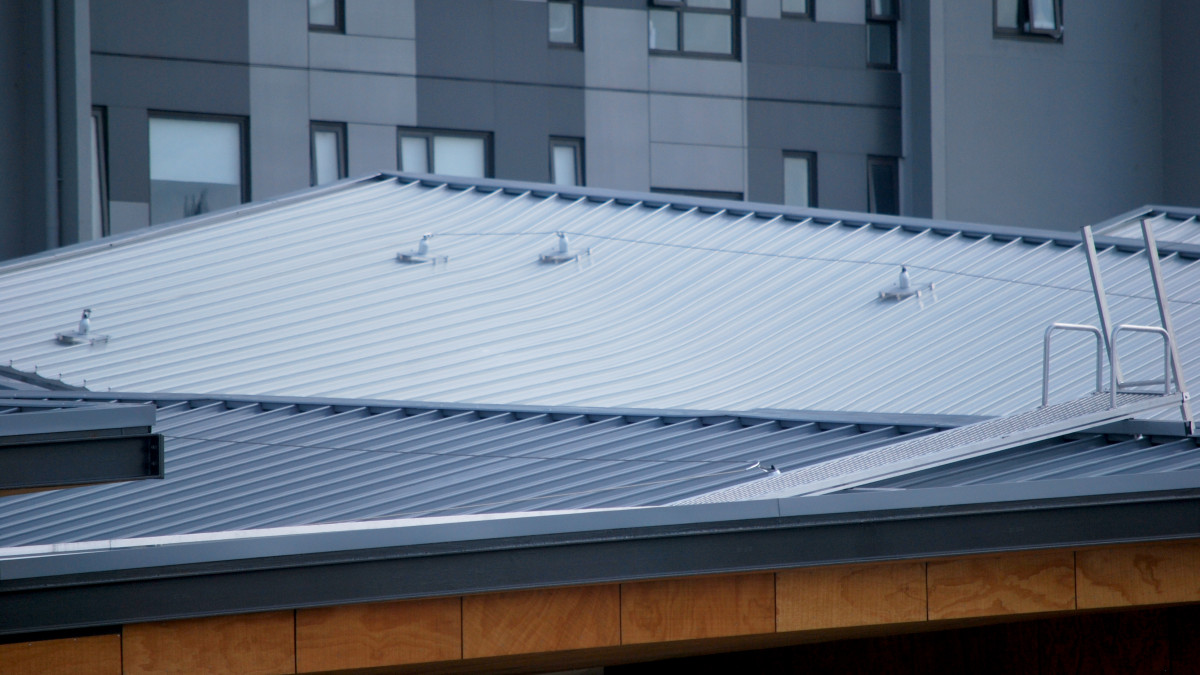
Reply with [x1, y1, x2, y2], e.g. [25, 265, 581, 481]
[1110, 324, 1173, 408]
[1042, 323, 1105, 407]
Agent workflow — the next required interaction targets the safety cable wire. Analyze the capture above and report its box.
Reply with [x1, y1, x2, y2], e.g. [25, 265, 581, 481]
[426, 229, 1200, 307]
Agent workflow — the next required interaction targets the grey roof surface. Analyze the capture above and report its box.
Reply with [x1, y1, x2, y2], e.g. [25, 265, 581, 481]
[0, 392, 950, 547]
[852, 428, 1200, 490]
[1098, 207, 1200, 245]
[2, 175, 1199, 417]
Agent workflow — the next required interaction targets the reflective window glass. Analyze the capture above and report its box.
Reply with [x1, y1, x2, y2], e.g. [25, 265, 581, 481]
[149, 116, 243, 225]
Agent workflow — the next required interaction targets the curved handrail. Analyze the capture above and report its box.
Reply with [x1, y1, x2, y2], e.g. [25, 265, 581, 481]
[1042, 323, 1104, 407]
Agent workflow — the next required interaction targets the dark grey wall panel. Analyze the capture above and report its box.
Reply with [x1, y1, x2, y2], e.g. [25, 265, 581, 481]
[416, 77, 497, 131]
[494, 1, 553, 82]
[0, 0, 50, 260]
[746, 148, 867, 211]
[746, 17, 868, 70]
[902, 0, 933, 218]
[91, 0, 248, 63]
[1162, 0, 1200, 208]
[495, 84, 555, 181]
[747, 64, 900, 108]
[415, 0, 496, 80]
[747, 100, 901, 156]
[105, 106, 150, 203]
[92, 54, 250, 115]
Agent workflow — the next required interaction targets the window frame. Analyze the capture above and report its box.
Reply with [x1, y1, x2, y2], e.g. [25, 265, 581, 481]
[396, 127, 494, 179]
[866, 20, 897, 69]
[550, 137, 585, 187]
[548, 0, 583, 49]
[308, 0, 345, 33]
[867, 0, 899, 21]
[310, 121, 347, 187]
[783, 151, 817, 209]
[650, 186, 744, 201]
[781, 0, 813, 20]
[648, 0, 741, 61]
[993, 0, 1063, 40]
[867, 155, 900, 216]
[90, 106, 110, 237]
[147, 110, 250, 220]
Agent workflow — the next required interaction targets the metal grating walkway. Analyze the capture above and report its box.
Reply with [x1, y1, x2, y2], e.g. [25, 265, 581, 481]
[677, 391, 1185, 504]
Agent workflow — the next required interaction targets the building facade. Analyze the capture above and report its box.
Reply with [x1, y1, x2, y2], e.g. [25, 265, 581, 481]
[0, 0, 1196, 262]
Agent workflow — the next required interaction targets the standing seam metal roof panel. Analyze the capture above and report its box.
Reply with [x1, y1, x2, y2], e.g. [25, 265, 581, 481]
[1, 175, 1198, 416]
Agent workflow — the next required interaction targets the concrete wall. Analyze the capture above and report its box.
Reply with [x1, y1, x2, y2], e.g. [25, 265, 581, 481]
[931, 0, 1166, 230]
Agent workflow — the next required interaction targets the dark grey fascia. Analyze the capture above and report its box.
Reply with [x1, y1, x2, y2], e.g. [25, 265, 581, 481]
[0, 399, 162, 492]
[3, 469, 1200, 636]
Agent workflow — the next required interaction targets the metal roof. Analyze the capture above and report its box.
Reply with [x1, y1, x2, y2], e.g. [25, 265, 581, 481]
[2, 174, 1199, 416]
[0, 392, 953, 548]
[1097, 207, 1200, 245]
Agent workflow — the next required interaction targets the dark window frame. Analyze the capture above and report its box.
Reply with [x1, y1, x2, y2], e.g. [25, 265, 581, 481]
[781, 0, 813, 20]
[550, 137, 585, 187]
[308, 0, 345, 33]
[147, 110, 250, 207]
[993, 0, 1063, 40]
[651, 186, 744, 201]
[866, 20, 897, 69]
[867, 155, 900, 216]
[867, 0, 899, 21]
[396, 127, 494, 178]
[648, 0, 741, 61]
[310, 121, 347, 187]
[548, 0, 583, 49]
[783, 150, 817, 208]
[90, 106, 110, 237]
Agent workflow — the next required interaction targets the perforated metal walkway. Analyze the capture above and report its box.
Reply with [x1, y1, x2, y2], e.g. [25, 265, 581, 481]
[676, 391, 1185, 504]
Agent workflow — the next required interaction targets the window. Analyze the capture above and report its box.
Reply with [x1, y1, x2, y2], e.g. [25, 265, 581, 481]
[781, 0, 812, 19]
[149, 114, 247, 225]
[867, 156, 899, 216]
[548, 0, 582, 48]
[648, 0, 739, 58]
[311, 122, 347, 186]
[398, 129, 492, 178]
[651, 187, 744, 201]
[90, 108, 109, 238]
[550, 138, 584, 186]
[309, 0, 344, 32]
[783, 152, 816, 208]
[995, 0, 1062, 39]
[866, 0, 897, 69]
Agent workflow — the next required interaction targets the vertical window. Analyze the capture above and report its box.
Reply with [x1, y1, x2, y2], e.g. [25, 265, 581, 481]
[398, 129, 492, 178]
[648, 1, 739, 58]
[868, 156, 899, 216]
[866, 0, 897, 69]
[311, 122, 347, 186]
[781, 0, 812, 19]
[550, 137, 584, 186]
[994, 0, 1062, 38]
[309, 0, 344, 32]
[548, 0, 582, 48]
[783, 152, 816, 208]
[149, 114, 247, 225]
[90, 107, 109, 238]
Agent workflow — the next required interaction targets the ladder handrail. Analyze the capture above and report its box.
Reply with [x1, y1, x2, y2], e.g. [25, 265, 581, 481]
[1042, 323, 1104, 407]
[1110, 323, 1173, 409]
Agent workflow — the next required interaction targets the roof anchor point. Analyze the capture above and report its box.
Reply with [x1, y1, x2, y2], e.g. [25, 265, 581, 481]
[879, 265, 933, 301]
[55, 308, 110, 345]
[397, 233, 448, 265]
[539, 231, 591, 264]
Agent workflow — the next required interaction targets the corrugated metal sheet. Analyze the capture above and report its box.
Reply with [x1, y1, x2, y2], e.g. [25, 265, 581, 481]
[2, 175, 1198, 416]
[852, 431, 1200, 490]
[0, 394, 940, 546]
[1103, 210, 1200, 245]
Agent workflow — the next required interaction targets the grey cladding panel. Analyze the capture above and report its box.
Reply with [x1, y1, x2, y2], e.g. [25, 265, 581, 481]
[309, 71, 416, 126]
[747, 99, 900, 156]
[584, 6, 649, 91]
[416, 78, 497, 131]
[104, 106, 150, 203]
[415, 0, 496, 80]
[348, 124, 399, 175]
[248, 0, 307, 67]
[91, 0, 249, 62]
[347, 0, 417, 39]
[494, 84, 585, 181]
[748, 64, 900, 108]
[249, 67, 310, 201]
[91, 54, 250, 115]
[308, 33, 417, 76]
[818, 151, 868, 211]
[746, 17, 868, 71]
[493, 1, 552, 82]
